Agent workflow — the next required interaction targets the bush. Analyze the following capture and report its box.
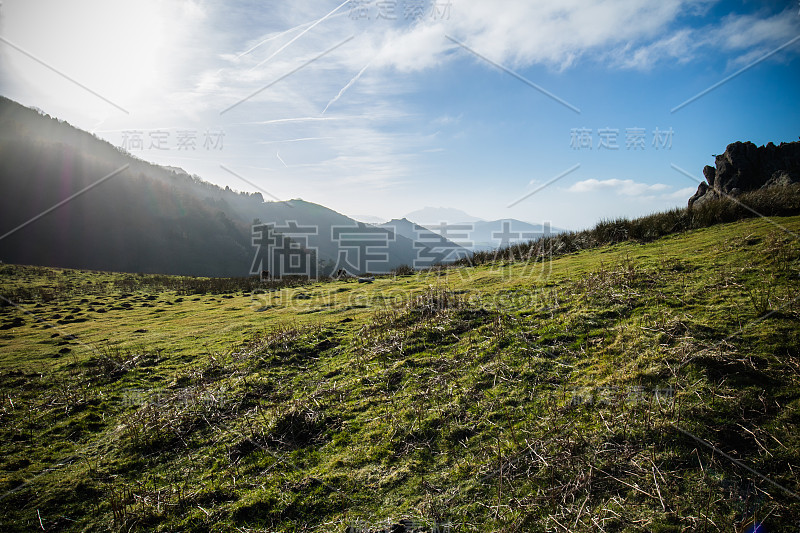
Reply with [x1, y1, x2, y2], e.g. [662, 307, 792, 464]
[392, 264, 415, 277]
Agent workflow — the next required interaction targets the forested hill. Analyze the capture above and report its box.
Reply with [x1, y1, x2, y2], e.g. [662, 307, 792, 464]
[0, 97, 425, 276]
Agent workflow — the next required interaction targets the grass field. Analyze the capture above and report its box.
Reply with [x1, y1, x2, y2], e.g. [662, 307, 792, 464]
[1, 215, 800, 531]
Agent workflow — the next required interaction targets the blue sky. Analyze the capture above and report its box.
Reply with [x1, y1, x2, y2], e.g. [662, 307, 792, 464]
[1, 0, 798, 230]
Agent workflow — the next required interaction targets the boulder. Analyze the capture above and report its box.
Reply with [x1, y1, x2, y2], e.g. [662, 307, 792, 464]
[764, 170, 799, 188]
[689, 140, 800, 207]
[688, 182, 708, 207]
[703, 165, 716, 187]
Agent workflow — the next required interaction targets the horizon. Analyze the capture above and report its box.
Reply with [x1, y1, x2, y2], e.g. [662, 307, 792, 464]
[3, 2, 800, 528]
[1, 0, 799, 230]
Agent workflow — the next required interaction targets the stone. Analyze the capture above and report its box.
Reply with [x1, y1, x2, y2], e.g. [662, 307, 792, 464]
[689, 140, 800, 207]
[703, 165, 716, 186]
[764, 170, 798, 188]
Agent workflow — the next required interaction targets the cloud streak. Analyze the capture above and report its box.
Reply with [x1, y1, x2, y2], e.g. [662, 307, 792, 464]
[322, 59, 372, 115]
[250, 0, 351, 70]
[568, 178, 671, 197]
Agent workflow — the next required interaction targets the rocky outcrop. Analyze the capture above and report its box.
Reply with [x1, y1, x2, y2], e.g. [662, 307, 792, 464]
[688, 140, 800, 208]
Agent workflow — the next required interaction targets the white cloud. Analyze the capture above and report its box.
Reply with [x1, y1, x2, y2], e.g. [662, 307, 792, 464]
[326, 0, 800, 77]
[611, 29, 695, 70]
[568, 178, 671, 197]
[664, 186, 699, 200]
[366, 0, 705, 71]
[613, 6, 800, 70]
[713, 10, 800, 52]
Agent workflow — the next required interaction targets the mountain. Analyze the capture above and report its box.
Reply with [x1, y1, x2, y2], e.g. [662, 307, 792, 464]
[467, 219, 566, 251]
[0, 96, 424, 277]
[0, 99, 250, 276]
[402, 207, 568, 252]
[250, 200, 422, 276]
[380, 218, 433, 242]
[379, 218, 469, 268]
[349, 214, 387, 225]
[403, 206, 483, 225]
[416, 218, 567, 252]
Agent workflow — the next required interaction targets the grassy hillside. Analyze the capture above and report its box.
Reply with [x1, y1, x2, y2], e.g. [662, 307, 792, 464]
[1, 215, 800, 531]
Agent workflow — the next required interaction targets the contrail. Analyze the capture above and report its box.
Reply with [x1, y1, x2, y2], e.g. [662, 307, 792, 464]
[251, 0, 350, 70]
[322, 59, 372, 115]
[236, 20, 316, 59]
[276, 151, 288, 167]
[235, 116, 348, 126]
[257, 136, 334, 145]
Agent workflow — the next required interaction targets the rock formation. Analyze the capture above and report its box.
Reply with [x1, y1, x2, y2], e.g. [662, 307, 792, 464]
[688, 140, 800, 208]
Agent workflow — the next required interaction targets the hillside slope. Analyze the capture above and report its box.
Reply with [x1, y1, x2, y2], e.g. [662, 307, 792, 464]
[1, 215, 799, 531]
[0, 97, 423, 277]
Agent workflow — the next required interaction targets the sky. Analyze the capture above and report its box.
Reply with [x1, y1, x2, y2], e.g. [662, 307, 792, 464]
[1, 0, 799, 230]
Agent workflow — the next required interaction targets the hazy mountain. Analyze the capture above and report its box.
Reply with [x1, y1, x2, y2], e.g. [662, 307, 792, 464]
[251, 200, 423, 276]
[380, 218, 468, 268]
[420, 218, 567, 252]
[349, 214, 387, 225]
[404, 206, 483, 225]
[380, 218, 432, 242]
[468, 219, 566, 251]
[0, 96, 427, 277]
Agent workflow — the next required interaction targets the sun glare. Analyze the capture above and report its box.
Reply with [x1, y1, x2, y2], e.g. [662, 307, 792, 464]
[2, 0, 200, 113]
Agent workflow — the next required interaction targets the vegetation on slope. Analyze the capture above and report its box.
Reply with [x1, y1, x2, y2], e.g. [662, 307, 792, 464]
[1, 215, 800, 531]
[459, 184, 800, 268]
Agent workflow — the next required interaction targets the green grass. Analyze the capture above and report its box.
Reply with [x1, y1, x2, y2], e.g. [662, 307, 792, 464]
[1, 216, 800, 531]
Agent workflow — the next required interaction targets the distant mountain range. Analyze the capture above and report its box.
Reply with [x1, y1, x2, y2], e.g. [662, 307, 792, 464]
[397, 217, 566, 253]
[458, 219, 565, 252]
[399, 208, 566, 252]
[350, 214, 387, 225]
[403, 206, 483, 224]
[0, 97, 477, 277]
[379, 218, 469, 267]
